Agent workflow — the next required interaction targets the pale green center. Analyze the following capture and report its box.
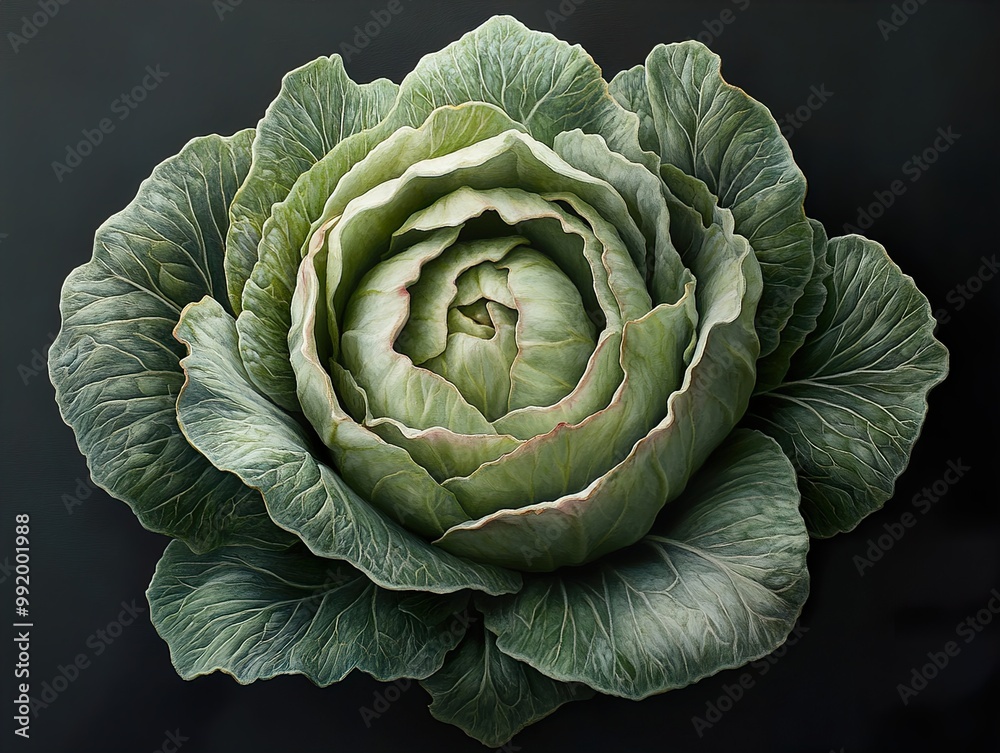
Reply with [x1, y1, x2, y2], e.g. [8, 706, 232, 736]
[391, 238, 597, 421]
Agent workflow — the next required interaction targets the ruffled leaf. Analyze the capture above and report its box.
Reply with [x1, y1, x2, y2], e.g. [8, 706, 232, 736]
[754, 219, 831, 393]
[377, 15, 645, 162]
[746, 235, 949, 536]
[612, 41, 814, 359]
[225, 55, 397, 314]
[148, 541, 470, 684]
[421, 624, 593, 747]
[48, 132, 294, 552]
[480, 430, 809, 699]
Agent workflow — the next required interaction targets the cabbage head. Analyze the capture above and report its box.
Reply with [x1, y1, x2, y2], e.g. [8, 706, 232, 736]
[49, 16, 948, 747]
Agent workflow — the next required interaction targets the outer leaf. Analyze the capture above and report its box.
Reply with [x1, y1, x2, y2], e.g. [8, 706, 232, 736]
[225, 55, 397, 314]
[481, 430, 809, 699]
[421, 624, 594, 748]
[753, 219, 831, 393]
[607, 65, 659, 153]
[148, 541, 469, 684]
[174, 296, 521, 596]
[376, 15, 646, 163]
[48, 132, 294, 552]
[613, 41, 814, 358]
[746, 235, 949, 537]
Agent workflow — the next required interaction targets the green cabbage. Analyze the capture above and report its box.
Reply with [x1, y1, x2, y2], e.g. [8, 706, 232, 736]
[49, 16, 948, 747]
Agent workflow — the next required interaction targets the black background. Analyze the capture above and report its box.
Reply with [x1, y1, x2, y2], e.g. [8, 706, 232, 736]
[2, 1, 998, 752]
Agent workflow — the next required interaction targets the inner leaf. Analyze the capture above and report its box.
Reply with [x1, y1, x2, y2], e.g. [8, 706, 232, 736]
[396, 236, 598, 420]
[455, 300, 496, 334]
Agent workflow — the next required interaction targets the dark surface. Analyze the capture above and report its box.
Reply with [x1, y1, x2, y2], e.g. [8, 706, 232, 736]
[1, 1, 997, 751]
